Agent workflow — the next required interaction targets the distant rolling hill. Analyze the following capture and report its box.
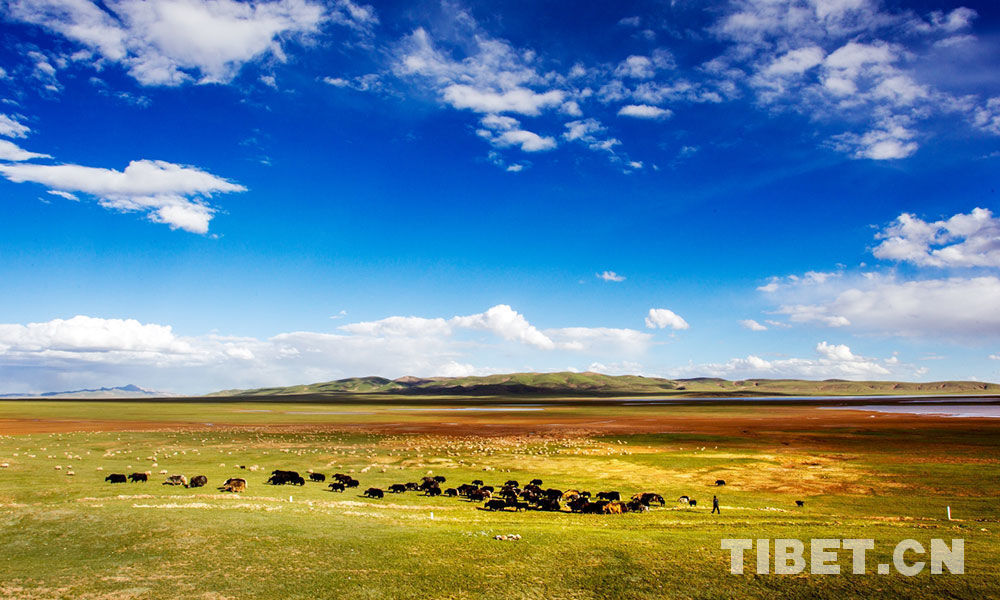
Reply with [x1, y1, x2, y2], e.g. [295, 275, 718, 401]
[0, 384, 168, 399]
[207, 371, 1000, 398]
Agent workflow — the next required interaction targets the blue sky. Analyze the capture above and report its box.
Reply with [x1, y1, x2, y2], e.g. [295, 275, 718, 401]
[1, 0, 999, 394]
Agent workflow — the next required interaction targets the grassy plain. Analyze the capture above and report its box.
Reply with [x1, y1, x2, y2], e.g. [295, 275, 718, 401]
[0, 398, 997, 599]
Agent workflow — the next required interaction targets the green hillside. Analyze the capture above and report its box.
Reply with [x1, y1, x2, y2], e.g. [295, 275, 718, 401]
[207, 371, 1000, 398]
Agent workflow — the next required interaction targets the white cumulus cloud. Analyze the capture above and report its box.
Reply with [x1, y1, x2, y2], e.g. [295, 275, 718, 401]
[598, 270, 625, 282]
[617, 104, 672, 119]
[645, 308, 689, 330]
[873, 208, 1000, 268]
[0, 158, 246, 233]
[740, 319, 767, 331]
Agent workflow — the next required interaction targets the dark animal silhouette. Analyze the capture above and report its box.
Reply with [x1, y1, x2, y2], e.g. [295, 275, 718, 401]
[633, 492, 665, 506]
[536, 498, 561, 512]
[530, 478, 543, 486]
[485, 499, 508, 511]
[433, 475, 446, 483]
[389, 484, 408, 493]
[471, 479, 484, 486]
[544, 489, 563, 500]
[505, 480, 519, 487]
[444, 488, 458, 497]
[328, 482, 345, 492]
[268, 470, 302, 485]
[425, 486, 442, 497]
[596, 491, 620, 501]
[467, 489, 491, 501]
[187, 475, 207, 488]
[222, 478, 246, 492]
[716, 480, 726, 486]
[796, 500, 805, 507]
[105, 473, 127, 483]
[364, 487, 384, 499]
[128, 472, 148, 483]
[309, 473, 326, 482]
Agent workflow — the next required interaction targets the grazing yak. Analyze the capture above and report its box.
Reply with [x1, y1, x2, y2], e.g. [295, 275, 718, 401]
[716, 480, 726, 486]
[128, 472, 148, 483]
[467, 489, 491, 501]
[535, 498, 561, 512]
[530, 479, 543, 486]
[633, 492, 665, 506]
[105, 473, 127, 484]
[187, 475, 208, 488]
[344, 478, 360, 488]
[568, 497, 591, 512]
[543, 489, 563, 500]
[561, 489, 581, 501]
[433, 475, 446, 483]
[596, 491, 621, 502]
[796, 500, 805, 507]
[425, 487, 442, 497]
[405, 482, 420, 491]
[444, 488, 458, 497]
[389, 484, 408, 493]
[471, 479, 484, 486]
[626, 499, 649, 513]
[309, 473, 326, 482]
[688, 499, 697, 507]
[504, 480, 519, 487]
[603, 502, 625, 514]
[364, 487, 384, 499]
[499, 486, 519, 499]
[164, 475, 188, 486]
[221, 478, 246, 493]
[268, 470, 305, 486]
[485, 499, 508, 511]
[328, 482, 346, 492]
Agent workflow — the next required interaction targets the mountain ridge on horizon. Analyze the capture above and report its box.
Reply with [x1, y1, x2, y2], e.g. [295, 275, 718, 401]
[0, 384, 169, 399]
[205, 371, 1000, 398]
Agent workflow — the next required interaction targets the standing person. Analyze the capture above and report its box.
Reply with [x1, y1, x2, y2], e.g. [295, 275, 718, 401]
[712, 495, 720, 514]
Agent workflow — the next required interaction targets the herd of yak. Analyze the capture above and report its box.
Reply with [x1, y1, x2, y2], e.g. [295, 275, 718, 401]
[103, 468, 716, 514]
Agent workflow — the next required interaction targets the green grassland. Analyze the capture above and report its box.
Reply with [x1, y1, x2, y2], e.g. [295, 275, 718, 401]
[0, 399, 997, 599]
[207, 371, 1000, 398]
